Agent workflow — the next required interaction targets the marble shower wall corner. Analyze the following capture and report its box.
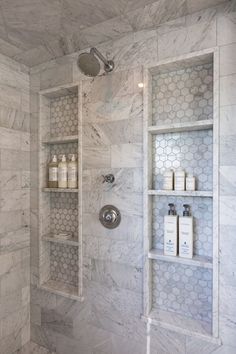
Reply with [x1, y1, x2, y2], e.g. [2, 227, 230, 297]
[0, 54, 30, 353]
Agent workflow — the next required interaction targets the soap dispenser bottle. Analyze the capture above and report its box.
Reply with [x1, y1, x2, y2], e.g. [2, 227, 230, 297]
[164, 203, 178, 256]
[68, 154, 78, 189]
[48, 155, 58, 188]
[179, 204, 193, 258]
[58, 154, 68, 188]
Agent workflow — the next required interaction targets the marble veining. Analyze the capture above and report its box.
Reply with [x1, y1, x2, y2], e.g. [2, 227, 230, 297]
[0, 0, 229, 66]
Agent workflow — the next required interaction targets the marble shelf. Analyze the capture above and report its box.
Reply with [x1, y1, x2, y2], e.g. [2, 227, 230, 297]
[142, 308, 220, 344]
[148, 119, 213, 135]
[40, 279, 83, 301]
[148, 249, 213, 269]
[42, 188, 78, 193]
[148, 190, 213, 197]
[43, 235, 79, 246]
[42, 135, 78, 144]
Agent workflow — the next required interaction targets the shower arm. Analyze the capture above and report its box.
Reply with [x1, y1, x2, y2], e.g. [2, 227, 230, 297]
[90, 47, 114, 72]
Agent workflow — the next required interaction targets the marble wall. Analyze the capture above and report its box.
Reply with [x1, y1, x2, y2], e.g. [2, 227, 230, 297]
[0, 54, 30, 353]
[29, 1, 236, 354]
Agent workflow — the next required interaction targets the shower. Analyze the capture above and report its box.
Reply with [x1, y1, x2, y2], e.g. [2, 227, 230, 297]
[77, 47, 114, 77]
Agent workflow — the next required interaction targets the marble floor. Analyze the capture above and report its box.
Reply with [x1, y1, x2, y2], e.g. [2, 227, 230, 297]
[15, 342, 55, 354]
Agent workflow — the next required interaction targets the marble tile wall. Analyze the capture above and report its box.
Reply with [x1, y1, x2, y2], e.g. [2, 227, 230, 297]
[29, 2, 236, 354]
[0, 54, 30, 353]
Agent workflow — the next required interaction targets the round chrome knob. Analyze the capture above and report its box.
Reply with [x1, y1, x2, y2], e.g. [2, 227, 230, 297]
[99, 205, 121, 229]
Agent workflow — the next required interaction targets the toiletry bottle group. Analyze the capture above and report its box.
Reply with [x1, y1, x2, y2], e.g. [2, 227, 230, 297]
[48, 154, 78, 189]
[163, 168, 196, 191]
[164, 204, 193, 258]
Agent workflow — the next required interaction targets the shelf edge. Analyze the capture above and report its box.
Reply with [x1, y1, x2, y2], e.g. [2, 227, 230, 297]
[148, 119, 213, 134]
[43, 235, 79, 247]
[141, 314, 221, 345]
[148, 249, 213, 269]
[42, 188, 78, 193]
[42, 135, 78, 144]
[39, 283, 84, 302]
[148, 190, 213, 197]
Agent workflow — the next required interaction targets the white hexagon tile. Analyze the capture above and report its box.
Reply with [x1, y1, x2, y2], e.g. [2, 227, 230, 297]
[50, 142, 78, 161]
[50, 243, 78, 286]
[50, 193, 78, 237]
[50, 94, 78, 137]
[152, 129, 213, 191]
[152, 63, 213, 125]
[152, 260, 212, 324]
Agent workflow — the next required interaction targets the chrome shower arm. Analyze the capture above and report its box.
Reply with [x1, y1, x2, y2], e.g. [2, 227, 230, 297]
[90, 47, 114, 73]
[90, 47, 109, 66]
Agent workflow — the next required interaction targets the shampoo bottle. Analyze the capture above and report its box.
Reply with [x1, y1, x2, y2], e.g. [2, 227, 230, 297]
[48, 155, 58, 188]
[179, 204, 193, 258]
[68, 154, 78, 189]
[164, 203, 178, 256]
[58, 155, 68, 188]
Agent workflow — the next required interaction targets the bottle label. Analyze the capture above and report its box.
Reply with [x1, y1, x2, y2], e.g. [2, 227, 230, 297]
[49, 167, 58, 181]
[68, 166, 77, 181]
[58, 167, 67, 181]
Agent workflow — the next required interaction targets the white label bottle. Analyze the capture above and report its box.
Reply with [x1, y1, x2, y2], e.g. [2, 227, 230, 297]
[48, 155, 58, 188]
[179, 204, 193, 258]
[174, 169, 185, 191]
[68, 154, 78, 189]
[58, 155, 68, 188]
[164, 203, 178, 256]
[163, 169, 174, 190]
[186, 175, 196, 191]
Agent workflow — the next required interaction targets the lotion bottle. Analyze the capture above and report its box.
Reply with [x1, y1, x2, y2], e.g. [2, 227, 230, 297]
[163, 169, 174, 190]
[179, 204, 193, 258]
[164, 203, 178, 256]
[68, 154, 78, 189]
[174, 169, 185, 191]
[186, 174, 196, 191]
[58, 155, 68, 188]
[48, 155, 58, 188]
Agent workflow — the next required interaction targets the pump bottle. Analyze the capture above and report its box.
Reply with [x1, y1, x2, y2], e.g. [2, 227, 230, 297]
[58, 155, 68, 188]
[48, 155, 58, 188]
[164, 203, 178, 256]
[68, 154, 78, 189]
[179, 204, 193, 258]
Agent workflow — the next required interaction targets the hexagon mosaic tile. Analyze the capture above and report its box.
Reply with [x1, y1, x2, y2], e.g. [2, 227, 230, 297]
[50, 243, 78, 286]
[152, 260, 212, 323]
[152, 63, 213, 125]
[50, 193, 78, 237]
[152, 129, 213, 191]
[50, 94, 78, 137]
[152, 195, 212, 257]
[50, 142, 78, 161]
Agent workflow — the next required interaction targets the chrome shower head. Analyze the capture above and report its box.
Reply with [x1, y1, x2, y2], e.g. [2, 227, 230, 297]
[77, 47, 114, 77]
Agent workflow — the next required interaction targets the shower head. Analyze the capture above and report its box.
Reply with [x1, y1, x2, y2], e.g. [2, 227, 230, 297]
[77, 47, 114, 77]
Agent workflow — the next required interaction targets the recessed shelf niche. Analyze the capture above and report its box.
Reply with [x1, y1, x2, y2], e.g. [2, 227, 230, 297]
[143, 50, 219, 341]
[39, 84, 83, 301]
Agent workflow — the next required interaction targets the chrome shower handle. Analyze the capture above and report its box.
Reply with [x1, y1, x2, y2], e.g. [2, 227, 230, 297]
[102, 174, 115, 184]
